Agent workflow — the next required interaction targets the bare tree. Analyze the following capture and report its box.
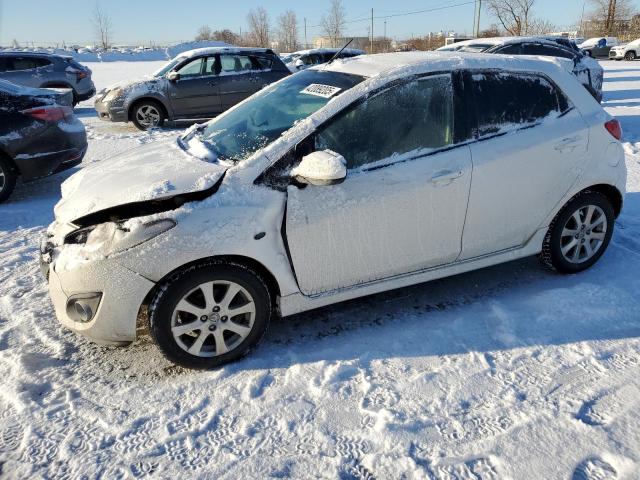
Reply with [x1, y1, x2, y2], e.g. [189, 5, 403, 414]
[276, 10, 299, 52]
[585, 0, 637, 36]
[484, 0, 536, 36]
[247, 7, 270, 47]
[528, 18, 557, 35]
[212, 29, 242, 45]
[195, 25, 213, 41]
[92, 3, 113, 49]
[321, 0, 346, 48]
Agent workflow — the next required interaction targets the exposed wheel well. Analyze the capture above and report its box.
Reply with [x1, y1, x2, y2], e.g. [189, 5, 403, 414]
[0, 149, 19, 175]
[137, 255, 281, 331]
[128, 97, 169, 121]
[580, 184, 623, 218]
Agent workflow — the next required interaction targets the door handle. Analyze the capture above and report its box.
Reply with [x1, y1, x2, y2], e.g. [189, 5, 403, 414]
[430, 170, 464, 185]
[554, 136, 582, 152]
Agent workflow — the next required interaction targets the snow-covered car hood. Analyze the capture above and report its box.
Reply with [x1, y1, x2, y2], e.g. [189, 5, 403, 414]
[54, 138, 228, 225]
[98, 75, 166, 99]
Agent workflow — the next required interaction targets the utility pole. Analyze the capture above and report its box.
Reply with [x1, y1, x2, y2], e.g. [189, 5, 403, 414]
[371, 8, 374, 53]
[473, 0, 478, 36]
[579, 1, 586, 36]
[476, 0, 482, 37]
[384, 20, 387, 52]
[304, 18, 307, 49]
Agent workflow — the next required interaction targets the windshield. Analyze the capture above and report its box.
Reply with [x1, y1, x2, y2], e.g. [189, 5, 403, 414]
[152, 56, 185, 77]
[194, 69, 364, 162]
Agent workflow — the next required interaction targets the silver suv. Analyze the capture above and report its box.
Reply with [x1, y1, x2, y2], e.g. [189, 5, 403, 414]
[0, 52, 95, 105]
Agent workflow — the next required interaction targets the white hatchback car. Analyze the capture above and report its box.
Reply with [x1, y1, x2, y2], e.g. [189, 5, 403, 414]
[42, 52, 626, 369]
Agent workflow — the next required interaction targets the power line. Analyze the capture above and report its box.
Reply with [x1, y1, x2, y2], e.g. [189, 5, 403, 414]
[304, 0, 477, 30]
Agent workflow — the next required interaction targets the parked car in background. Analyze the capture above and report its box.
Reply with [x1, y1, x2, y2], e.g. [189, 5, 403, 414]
[579, 37, 618, 58]
[609, 39, 640, 60]
[43, 52, 625, 369]
[0, 52, 95, 105]
[0, 80, 87, 202]
[447, 37, 604, 101]
[283, 48, 365, 72]
[94, 47, 290, 130]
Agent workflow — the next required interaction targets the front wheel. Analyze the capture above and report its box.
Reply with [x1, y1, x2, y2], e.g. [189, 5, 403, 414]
[149, 262, 272, 369]
[625, 51, 636, 61]
[540, 191, 615, 274]
[0, 155, 17, 203]
[131, 100, 166, 130]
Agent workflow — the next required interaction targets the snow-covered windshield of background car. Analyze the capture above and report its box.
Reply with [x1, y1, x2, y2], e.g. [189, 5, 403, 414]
[199, 69, 364, 162]
[152, 57, 185, 77]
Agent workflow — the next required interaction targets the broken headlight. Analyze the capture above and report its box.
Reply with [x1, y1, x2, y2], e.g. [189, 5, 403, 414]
[64, 219, 176, 255]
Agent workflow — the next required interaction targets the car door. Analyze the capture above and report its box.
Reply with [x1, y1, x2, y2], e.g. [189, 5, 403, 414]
[166, 56, 221, 117]
[284, 73, 473, 295]
[459, 70, 589, 260]
[217, 54, 261, 110]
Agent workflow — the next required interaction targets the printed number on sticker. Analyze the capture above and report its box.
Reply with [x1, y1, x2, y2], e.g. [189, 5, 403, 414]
[300, 84, 342, 98]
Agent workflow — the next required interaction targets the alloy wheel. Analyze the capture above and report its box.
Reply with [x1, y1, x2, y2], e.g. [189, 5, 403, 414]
[171, 280, 256, 357]
[136, 105, 161, 128]
[560, 204, 608, 264]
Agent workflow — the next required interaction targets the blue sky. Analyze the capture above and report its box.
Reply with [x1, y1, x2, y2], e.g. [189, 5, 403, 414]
[0, 0, 603, 47]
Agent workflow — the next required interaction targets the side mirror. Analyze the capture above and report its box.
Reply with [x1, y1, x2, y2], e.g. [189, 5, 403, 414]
[167, 71, 180, 82]
[291, 150, 347, 186]
[294, 59, 304, 69]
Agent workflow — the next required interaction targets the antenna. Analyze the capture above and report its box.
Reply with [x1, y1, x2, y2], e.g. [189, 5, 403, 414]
[326, 38, 354, 65]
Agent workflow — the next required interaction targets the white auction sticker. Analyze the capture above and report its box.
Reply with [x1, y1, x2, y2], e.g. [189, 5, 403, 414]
[300, 84, 342, 98]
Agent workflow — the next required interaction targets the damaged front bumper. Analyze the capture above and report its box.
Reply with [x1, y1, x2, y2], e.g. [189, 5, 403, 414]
[40, 231, 155, 345]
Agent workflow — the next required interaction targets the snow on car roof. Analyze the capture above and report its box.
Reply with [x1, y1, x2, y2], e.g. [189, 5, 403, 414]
[0, 50, 73, 60]
[319, 51, 571, 79]
[289, 48, 366, 57]
[176, 46, 273, 59]
[450, 36, 574, 49]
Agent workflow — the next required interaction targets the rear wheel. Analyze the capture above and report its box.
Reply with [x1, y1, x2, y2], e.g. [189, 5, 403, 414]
[625, 51, 636, 61]
[0, 155, 17, 203]
[540, 191, 615, 274]
[149, 261, 272, 369]
[131, 100, 166, 130]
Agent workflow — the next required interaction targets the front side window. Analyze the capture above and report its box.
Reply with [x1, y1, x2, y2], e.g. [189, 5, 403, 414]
[219, 55, 254, 74]
[176, 58, 204, 78]
[316, 74, 454, 170]
[494, 44, 523, 55]
[471, 72, 569, 137]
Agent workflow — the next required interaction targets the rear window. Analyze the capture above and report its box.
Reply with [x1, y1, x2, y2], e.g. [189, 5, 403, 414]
[470, 71, 570, 137]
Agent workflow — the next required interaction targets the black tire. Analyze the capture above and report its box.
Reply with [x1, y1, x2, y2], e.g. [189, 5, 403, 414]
[149, 261, 272, 369]
[539, 191, 615, 274]
[0, 155, 17, 203]
[625, 51, 636, 61]
[131, 100, 166, 130]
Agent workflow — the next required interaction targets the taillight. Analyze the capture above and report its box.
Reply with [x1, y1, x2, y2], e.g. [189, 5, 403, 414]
[21, 106, 73, 123]
[605, 119, 622, 140]
[65, 66, 88, 81]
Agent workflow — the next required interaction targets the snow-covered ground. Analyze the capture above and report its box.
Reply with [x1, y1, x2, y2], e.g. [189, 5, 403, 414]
[1, 61, 639, 479]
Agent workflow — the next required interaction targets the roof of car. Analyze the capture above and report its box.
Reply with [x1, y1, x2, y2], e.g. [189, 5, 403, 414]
[452, 36, 574, 48]
[0, 50, 72, 60]
[290, 48, 366, 57]
[176, 46, 275, 59]
[319, 51, 570, 79]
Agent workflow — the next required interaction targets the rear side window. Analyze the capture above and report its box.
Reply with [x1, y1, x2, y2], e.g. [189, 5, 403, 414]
[6, 57, 51, 71]
[220, 54, 254, 74]
[254, 56, 273, 69]
[494, 44, 523, 55]
[522, 44, 575, 59]
[316, 74, 454, 170]
[470, 72, 569, 137]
